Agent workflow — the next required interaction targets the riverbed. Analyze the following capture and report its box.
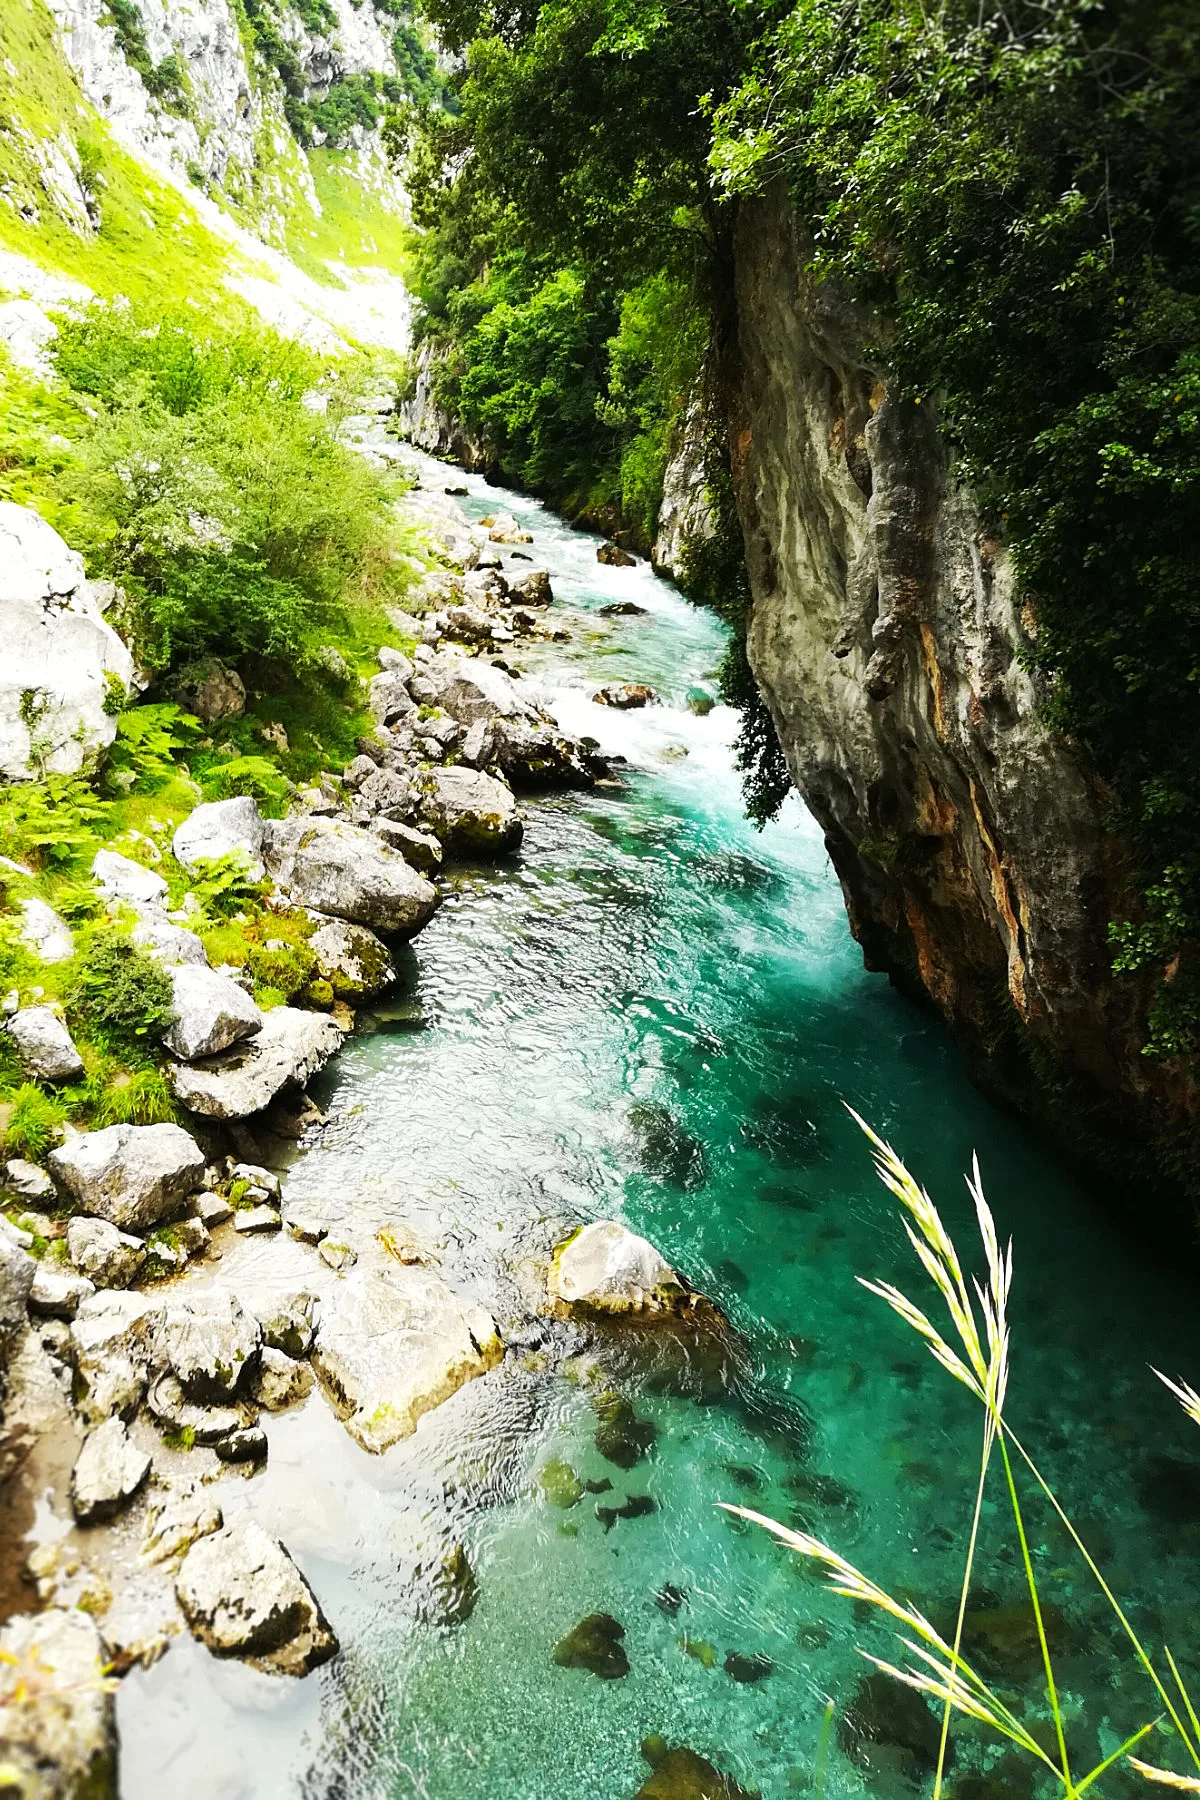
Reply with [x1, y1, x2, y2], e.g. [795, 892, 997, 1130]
[118, 460, 1200, 1800]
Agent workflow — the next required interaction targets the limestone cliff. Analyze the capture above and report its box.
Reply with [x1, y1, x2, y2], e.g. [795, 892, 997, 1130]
[721, 188, 1196, 1194]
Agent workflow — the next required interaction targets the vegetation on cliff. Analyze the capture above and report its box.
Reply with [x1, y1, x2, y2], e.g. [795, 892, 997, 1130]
[402, 0, 1200, 1069]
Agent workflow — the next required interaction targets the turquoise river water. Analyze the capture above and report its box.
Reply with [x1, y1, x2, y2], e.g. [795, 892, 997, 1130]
[119, 461, 1200, 1800]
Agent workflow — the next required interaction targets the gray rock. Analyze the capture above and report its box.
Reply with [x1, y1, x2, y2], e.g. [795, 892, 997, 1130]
[318, 1240, 357, 1272]
[597, 540, 636, 566]
[458, 718, 495, 770]
[215, 1426, 267, 1463]
[378, 647, 414, 678]
[369, 668, 416, 726]
[0, 501, 133, 782]
[168, 1007, 344, 1120]
[284, 1207, 328, 1245]
[253, 1347, 313, 1410]
[342, 752, 380, 790]
[99, 1574, 181, 1675]
[4, 1157, 55, 1202]
[142, 1481, 223, 1566]
[312, 1261, 502, 1454]
[70, 1414, 152, 1523]
[547, 1220, 688, 1317]
[49, 1123, 206, 1232]
[231, 1162, 281, 1198]
[509, 569, 553, 606]
[145, 1371, 243, 1444]
[257, 1291, 317, 1358]
[0, 1227, 36, 1359]
[173, 796, 266, 880]
[357, 765, 414, 818]
[157, 1290, 261, 1400]
[175, 1522, 339, 1675]
[426, 656, 528, 726]
[66, 1216, 146, 1289]
[193, 1190, 233, 1228]
[373, 819, 443, 873]
[163, 964, 263, 1061]
[169, 657, 245, 724]
[70, 1291, 163, 1426]
[18, 896, 73, 963]
[92, 847, 168, 907]
[29, 1264, 95, 1320]
[308, 916, 396, 999]
[0, 1607, 117, 1795]
[233, 1204, 281, 1233]
[173, 1216, 210, 1259]
[266, 817, 439, 937]
[7, 1005, 85, 1082]
[130, 906, 208, 967]
[419, 765, 523, 858]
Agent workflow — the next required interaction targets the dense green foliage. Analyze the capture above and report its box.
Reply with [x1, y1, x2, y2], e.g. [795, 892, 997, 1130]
[67, 930, 177, 1053]
[237, 0, 444, 142]
[411, 0, 1200, 1067]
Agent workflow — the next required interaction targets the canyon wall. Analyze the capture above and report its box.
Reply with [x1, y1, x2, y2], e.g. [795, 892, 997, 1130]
[721, 188, 1196, 1195]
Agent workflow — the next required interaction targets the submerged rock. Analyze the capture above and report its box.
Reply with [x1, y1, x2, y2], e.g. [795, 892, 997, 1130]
[539, 1457, 584, 1509]
[597, 541, 636, 567]
[596, 1494, 657, 1532]
[0, 1606, 117, 1797]
[629, 1101, 707, 1187]
[839, 1670, 949, 1773]
[593, 1392, 658, 1469]
[71, 1415, 152, 1524]
[175, 1522, 338, 1676]
[724, 1651, 773, 1684]
[594, 682, 655, 708]
[553, 1611, 629, 1679]
[49, 1123, 206, 1233]
[7, 1005, 85, 1083]
[634, 1743, 761, 1800]
[163, 964, 263, 1061]
[168, 1006, 344, 1120]
[312, 1261, 502, 1454]
[548, 1220, 688, 1317]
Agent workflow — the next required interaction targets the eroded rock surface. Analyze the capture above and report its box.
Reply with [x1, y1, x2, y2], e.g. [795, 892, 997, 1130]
[175, 1522, 338, 1676]
[267, 817, 439, 936]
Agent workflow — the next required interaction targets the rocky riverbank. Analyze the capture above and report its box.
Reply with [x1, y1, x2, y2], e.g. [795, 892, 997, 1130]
[0, 466, 740, 1798]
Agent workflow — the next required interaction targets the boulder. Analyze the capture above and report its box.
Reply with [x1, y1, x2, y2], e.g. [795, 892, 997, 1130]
[308, 917, 396, 1000]
[168, 1007, 344, 1120]
[0, 297, 57, 374]
[481, 510, 532, 543]
[0, 501, 134, 782]
[162, 964, 263, 1061]
[175, 1522, 339, 1676]
[142, 1481, 223, 1566]
[312, 1262, 502, 1454]
[173, 796, 267, 880]
[169, 658, 246, 724]
[193, 1189, 233, 1228]
[0, 1607, 117, 1797]
[548, 1221, 688, 1317]
[597, 541, 636, 567]
[70, 1291, 163, 1426]
[257, 1291, 317, 1357]
[0, 1226, 36, 1359]
[29, 1264, 94, 1320]
[130, 907, 208, 967]
[509, 569, 553, 606]
[233, 1204, 280, 1232]
[145, 1371, 243, 1444]
[490, 716, 594, 791]
[18, 895, 74, 963]
[70, 1415, 152, 1524]
[369, 668, 416, 726]
[553, 1612, 629, 1679]
[378, 647, 414, 678]
[215, 1427, 267, 1463]
[7, 1005, 85, 1083]
[92, 847, 167, 908]
[373, 819, 443, 873]
[253, 1346, 313, 1410]
[427, 656, 527, 726]
[4, 1157, 55, 1202]
[157, 1290, 261, 1401]
[594, 683, 656, 708]
[600, 601, 649, 617]
[357, 765, 414, 819]
[266, 817, 439, 937]
[49, 1122, 206, 1232]
[634, 1744, 761, 1800]
[66, 1215, 146, 1289]
[419, 765, 523, 858]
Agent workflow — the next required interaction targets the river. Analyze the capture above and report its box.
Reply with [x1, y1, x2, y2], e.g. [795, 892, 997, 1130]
[119, 457, 1200, 1800]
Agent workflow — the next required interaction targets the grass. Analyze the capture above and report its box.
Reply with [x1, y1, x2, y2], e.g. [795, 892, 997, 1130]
[284, 146, 413, 286]
[727, 1113, 1200, 1800]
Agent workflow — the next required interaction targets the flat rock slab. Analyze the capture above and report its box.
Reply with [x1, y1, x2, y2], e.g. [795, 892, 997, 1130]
[49, 1122, 206, 1233]
[169, 1007, 344, 1120]
[547, 1220, 688, 1317]
[71, 1414, 152, 1524]
[0, 1607, 117, 1796]
[312, 1262, 502, 1454]
[175, 1522, 338, 1676]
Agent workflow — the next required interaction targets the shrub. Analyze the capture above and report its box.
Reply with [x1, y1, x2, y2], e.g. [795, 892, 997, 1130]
[198, 754, 291, 815]
[3, 1084, 66, 1162]
[68, 930, 176, 1051]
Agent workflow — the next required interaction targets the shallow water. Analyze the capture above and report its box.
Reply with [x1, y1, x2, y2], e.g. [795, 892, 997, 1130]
[119, 461, 1200, 1800]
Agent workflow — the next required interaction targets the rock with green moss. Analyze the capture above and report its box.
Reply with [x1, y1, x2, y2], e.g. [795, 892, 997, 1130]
[539, 1456, 584, 1509]
[307, 916, 396, 1000]
[418, 765, 523, 858]
[552, 1611, 629, 1678]
[634, 1742, 761, 1799]
[547, 1220, 689, 1318]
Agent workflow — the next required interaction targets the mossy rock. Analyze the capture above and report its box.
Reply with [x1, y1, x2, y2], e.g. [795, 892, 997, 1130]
[634, 1743, 761, 1799]
[552, 1612, 629, 1679]
[539, 1457, 584, 1509]
[593, 1392, 657, 1469]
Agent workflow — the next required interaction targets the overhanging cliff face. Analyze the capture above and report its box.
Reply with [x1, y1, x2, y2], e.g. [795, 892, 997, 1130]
[724, 188, 1193, 1185]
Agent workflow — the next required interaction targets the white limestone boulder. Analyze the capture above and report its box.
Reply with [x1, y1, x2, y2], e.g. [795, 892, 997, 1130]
[168, 1006, 343, 1120]
[418, 765, 523, 858]
[49, 1122, 206, 1232]
[175, 1523, 338, 1676]
[92, 848, 168, 908]
[173, 796, 267, 880]
[0, 502, 133, 780]
[162, 964, 262, 1061]
[70, 1291, 164, 1427]
[266, 817, 439, 937]
[67, 1215, 146, 1289]
[156, 1290, 261, 1401]
[70, 1415, 152, 1524]
[18, 896, 74, 963]
[547, 1220, 689, 1317]
[6, 1005, 84, 1083]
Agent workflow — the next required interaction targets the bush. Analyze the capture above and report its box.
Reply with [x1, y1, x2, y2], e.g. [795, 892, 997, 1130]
[68, 931, 176, 1052]
[198, 754, 291, 815]
[3, 1084, 66, 1162]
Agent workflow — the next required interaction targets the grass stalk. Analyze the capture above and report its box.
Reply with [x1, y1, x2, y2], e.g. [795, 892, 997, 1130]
[997, 1427, 1071, 1790]
[935, 1416, 996, 1800]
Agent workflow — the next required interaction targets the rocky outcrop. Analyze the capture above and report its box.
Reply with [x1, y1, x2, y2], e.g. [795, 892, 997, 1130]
[175, 1522, 338, 1676]
[49, 1123, 206, 1232]
[0, 501, 133, 781]
[167, 1005, 343, 1119]
[724, 187, 1189, 1183]
[652, 386, 717, 581]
